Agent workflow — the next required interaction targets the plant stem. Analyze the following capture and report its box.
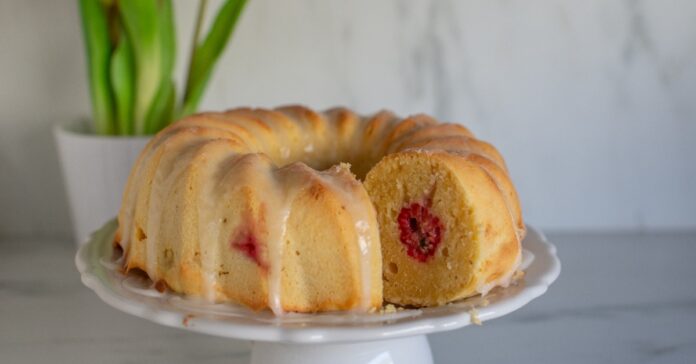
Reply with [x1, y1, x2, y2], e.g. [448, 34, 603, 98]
[183, 0, 209, 108]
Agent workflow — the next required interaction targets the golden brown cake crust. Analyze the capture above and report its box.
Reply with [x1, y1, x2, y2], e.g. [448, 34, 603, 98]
[116, 106, 523, 313]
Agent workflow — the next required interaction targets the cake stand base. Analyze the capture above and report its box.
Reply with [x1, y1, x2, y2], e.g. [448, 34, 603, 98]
[250, 335, 432, 364]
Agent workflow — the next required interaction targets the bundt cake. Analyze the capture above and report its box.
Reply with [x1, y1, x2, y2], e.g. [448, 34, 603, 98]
[115, 106, 524, 314]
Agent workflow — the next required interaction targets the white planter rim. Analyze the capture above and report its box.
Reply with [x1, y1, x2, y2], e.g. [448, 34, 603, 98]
[54, 119, 152, 141]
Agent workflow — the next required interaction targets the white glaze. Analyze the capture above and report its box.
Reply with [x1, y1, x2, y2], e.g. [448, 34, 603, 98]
[474, 222, 522, 296]
[265, 190, 291, 316]
[119, 128, 191, 254]
[256, 162, 378, 314]
[118, 159, 145, 253]
[317, 164, 375, 311]
[196, 154, 229, 302]
[354, 220, 373, 310]
[144, 143, 200, 281]
[476, 248, 522, 297]
[265, 163, 305, 316]
[120, 128, 205, 256]
[475, 162, 524, 297]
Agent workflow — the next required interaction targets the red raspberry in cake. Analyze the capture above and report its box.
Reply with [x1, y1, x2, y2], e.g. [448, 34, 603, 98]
[397, 202, 443, 262]
[231, 229, 265, 268]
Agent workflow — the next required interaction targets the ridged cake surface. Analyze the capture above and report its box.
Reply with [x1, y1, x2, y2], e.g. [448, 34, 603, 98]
[115, 106, 524, 313]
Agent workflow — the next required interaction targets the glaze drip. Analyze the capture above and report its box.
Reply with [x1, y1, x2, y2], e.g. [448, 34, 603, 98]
[317, 163, 376, 311]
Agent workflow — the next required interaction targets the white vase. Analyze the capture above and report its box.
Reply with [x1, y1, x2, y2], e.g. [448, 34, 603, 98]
[54, 120, 150, 246]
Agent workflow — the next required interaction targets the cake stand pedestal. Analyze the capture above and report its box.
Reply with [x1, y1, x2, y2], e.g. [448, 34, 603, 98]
[251, 335, 431, 364]
[76, 220, 560, 364]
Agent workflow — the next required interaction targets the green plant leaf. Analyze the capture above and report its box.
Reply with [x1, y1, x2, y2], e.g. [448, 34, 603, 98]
[78, 0, 115, 135]
[158, 0, 176, 83]
[110, 26, 135, 135]
[119, 0, 161, 134]
[143, 0, 177, 134]
[181, 0, 249, 118]
[145, 79, 176, 134]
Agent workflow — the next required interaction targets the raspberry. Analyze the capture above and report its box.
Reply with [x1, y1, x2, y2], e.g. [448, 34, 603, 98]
[397, 203, 444, 262]
[231, 229, 264, 268]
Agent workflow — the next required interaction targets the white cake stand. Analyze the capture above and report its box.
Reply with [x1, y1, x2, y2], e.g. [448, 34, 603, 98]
[76, 220, 560, 364]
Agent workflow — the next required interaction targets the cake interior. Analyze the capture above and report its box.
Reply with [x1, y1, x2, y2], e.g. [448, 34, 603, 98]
[365, 153, 479, 306]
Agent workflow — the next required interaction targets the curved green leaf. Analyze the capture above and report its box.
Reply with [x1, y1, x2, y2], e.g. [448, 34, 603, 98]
[110, 27, 135, 135]
[143, 0, 177, 134]
[78, 0, 115, 135]
[119, 0, 161, 134]
[181, 0, 249, 117]
[145, 79, 176, 134]
[159, 0, 176, 82]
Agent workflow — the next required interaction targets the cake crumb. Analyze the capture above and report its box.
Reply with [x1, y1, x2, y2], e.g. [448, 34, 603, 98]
[383, 304, 397, 314]
[182, 314, 195, 327]
[512, 270, 525, 282]
[469, 308, 482, 326]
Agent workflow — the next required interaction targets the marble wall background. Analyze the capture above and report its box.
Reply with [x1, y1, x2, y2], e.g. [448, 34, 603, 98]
[0, 0, 694, 238]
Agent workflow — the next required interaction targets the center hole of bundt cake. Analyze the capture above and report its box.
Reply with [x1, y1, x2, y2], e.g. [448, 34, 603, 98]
[397, 203, 443, 262]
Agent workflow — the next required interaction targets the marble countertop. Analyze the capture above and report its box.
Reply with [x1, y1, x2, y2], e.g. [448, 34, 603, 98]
[2, 232, 695, 364]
